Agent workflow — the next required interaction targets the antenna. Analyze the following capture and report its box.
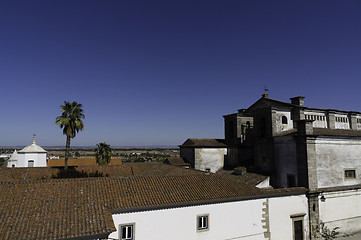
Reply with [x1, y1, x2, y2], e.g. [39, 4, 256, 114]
[264, 85, 269, 93]
[262, 85, 269, 98]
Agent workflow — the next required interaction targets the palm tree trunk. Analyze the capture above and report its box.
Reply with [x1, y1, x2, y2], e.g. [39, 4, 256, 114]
[65, 135, 71, 171]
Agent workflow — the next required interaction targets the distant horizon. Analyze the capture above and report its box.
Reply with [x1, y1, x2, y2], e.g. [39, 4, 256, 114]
[0, 145, 179, 149]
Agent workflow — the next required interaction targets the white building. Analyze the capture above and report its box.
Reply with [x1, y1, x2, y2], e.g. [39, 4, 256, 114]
[180, 138, 227, 173]
[110, 192, 309, 240]
[6, 150, 18, 168]
[7, 136, 47, 167]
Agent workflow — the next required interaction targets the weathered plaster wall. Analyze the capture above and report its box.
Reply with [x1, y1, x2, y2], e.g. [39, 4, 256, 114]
[255, 139, 274, 173]
[319, 189, 361, 236]
[274, 136, 297, 187]
[314, 137, 361, 188]
[274, 110, 293, 132]
[334, 114, 350, 129]
[195, 148, 227, 173]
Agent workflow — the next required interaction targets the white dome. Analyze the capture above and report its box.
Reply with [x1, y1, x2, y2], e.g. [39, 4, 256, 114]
[18, 136, 47, 153]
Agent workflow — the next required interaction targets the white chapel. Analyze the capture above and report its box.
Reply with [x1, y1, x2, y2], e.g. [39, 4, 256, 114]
[7, 136, 47, 168]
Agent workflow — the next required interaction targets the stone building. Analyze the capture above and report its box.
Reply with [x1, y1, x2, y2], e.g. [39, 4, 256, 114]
[224, 93, 361, 238]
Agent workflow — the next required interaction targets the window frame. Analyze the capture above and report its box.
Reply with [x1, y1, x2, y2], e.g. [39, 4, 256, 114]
[119, 223, 135, 240]
[28, 160, 34, 167]
[197, 214, 209, 232]
[344, 169, 356, 180]
[290, 213, 306, 240]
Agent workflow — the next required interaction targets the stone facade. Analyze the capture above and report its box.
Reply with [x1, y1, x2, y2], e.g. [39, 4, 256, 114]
[224, 94, 361, 189]
[224, 94, 361, 238]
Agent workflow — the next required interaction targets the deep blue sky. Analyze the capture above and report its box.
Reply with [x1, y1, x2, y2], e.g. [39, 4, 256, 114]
[1, 0, 361, 147]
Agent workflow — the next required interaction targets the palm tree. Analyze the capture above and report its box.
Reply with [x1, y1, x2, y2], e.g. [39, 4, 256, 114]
[94, 142, 112, 165]
[55, 101, 85, 170]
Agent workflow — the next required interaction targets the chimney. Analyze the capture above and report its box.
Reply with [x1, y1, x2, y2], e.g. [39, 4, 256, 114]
[290, 96, 305, 106]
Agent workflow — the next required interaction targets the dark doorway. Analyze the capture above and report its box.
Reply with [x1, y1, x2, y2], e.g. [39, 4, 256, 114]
[294, 220, 303, 240]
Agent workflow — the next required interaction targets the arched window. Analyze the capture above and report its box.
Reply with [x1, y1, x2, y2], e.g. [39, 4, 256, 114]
[282, 116, 288, 125]
[246, 121, 251, 129]
[12, 164, 15, 168]
[28, 160, 34, 167]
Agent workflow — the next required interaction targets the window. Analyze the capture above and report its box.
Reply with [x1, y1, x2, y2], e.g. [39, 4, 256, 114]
[282, 116, 288, 124]
[28, 160, 34, 167]
[197, 215, 209, 231]
[120, 224, 134, 240]
[287, 174, 296, 187]
[344, 169, 356, 180]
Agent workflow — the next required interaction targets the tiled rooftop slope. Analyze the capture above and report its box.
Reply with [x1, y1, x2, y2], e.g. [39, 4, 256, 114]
[0, 164, 307, 240]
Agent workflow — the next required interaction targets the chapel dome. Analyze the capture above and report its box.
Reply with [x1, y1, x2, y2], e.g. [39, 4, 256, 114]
[18, 136, 47, 153]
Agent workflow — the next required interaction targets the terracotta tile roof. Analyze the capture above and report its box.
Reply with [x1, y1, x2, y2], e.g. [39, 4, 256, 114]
[0, 179, 115, 240]
[0, 175, 265, 240]
[180, 138, 227, 148]
[164, 157, 190, 166]
[0, 165, 308, 240]
[0, 162, 204, 182]
[47, 157, 122, 167]
[216, 168, 269, 186]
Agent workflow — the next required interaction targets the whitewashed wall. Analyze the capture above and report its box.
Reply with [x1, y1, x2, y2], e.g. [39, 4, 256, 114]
[319, 189, 361, 235]
[109, 194, 308, 240]
[195, 148, 227, 173]
[314, 137, 361, 188]
[16, 153, 47, 167]
[269, 195, 309, 240]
